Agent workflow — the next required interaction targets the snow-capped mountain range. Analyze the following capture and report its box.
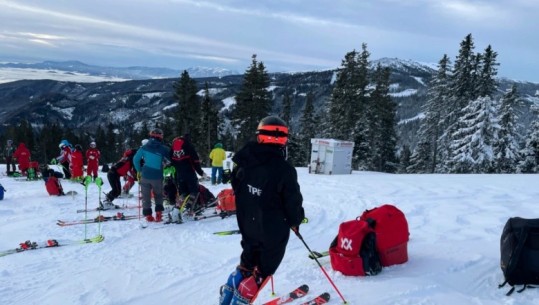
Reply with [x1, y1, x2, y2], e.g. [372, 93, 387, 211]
[0, 60, 240, 83]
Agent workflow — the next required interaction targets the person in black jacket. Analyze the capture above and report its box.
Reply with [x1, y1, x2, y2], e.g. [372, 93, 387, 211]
[219, 116, 305, 305]
[170, 134, 208, 215]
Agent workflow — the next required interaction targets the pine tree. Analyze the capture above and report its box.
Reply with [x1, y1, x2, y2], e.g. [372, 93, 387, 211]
[37, 122, 63, 164]
[134, 122, 150, 146]
[105, 122, 118, 162]
[200, 82, 220, 166]
[328, 50, 355, 139]
[286, 133, 302, 167]
[159, 117, 175, 144]
[332, 43, 373, 169]
[450, 34, 477, 109]
[328, 46, 369, 141]
[299, 91, 318, 166]
[518, 105, 539, 173]
[410, 54, 451, 173]
[369, 64, 397, 172]
[476, 45, 499, 98]
[450, 96, 499, 173]
[173, 70, 201, 146]
[442, 34, 479, 172]
[232, 54, 271, 148]
[398, 145, 411, 173]
[495, 85, 521, 173]
[281, 91, 292, 128]
[94, 125, 107, 161]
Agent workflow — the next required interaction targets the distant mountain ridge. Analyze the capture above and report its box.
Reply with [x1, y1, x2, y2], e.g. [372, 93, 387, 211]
[0, 58, 538, 150]
[0, 60, 240, 80]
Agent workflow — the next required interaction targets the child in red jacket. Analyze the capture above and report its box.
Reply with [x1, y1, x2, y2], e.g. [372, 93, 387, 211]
[13, 143, 31, 176]
[70, 144, 84, 181]
[85, 141, 101, 180]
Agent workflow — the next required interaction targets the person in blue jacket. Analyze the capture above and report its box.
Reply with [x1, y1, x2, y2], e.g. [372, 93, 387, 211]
[133, 128, 171, 223]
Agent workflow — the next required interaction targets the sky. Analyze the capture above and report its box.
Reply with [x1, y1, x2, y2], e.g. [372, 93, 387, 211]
[1, 162, 539, 304]
[1, 0, 538, 82]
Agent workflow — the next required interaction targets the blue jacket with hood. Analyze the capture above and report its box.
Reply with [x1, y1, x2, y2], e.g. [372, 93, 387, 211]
[133, 138, 171, 180]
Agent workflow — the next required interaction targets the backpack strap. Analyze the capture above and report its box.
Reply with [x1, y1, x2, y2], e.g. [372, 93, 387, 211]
[365, 217, 376, 229]
[504, 284, 536, 296]
[505, 286, 515, 296]
[517, 285, 536, 293]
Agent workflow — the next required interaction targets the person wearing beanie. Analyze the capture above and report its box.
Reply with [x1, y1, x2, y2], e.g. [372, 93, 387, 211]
[209, 143, 227, 185]
[133, 128, 171, 223]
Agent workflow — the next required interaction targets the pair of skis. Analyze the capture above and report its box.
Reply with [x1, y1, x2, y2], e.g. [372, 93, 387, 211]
[57, 213, 139, 226]
[0, 235, 104, 257]
[213, 229, 241, 236]
[76, 204, 141, 213]
[194, 210, 236, 221]
[260, 284, 330, 305]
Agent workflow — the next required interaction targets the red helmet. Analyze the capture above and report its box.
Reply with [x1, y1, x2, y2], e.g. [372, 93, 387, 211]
[256, 116, 288, 146]
[149, 128, 163, 140]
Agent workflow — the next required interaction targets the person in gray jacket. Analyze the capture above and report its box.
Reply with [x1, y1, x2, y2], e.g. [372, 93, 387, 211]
[4, 140, 16, 175]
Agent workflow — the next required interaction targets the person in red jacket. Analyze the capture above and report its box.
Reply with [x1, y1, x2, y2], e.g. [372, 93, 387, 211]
[100, 148, 138, 210]
[85, 141, 100, 180]
[13, 142, 31, 176]
[69, 144, 84, 181]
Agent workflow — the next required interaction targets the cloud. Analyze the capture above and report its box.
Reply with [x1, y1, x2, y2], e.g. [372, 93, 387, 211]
[0, 0, 538, 81]
[28, 39, 56, 47]
[442, 1, 498, 18]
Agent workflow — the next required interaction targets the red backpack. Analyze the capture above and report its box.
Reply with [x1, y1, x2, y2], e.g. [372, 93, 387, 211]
[45, 176, 63, 196]
[198, 184, 216, 206]
[216, 189, 236, 213]
[329, 218, 382, 276]
[359, 204, 409, 267]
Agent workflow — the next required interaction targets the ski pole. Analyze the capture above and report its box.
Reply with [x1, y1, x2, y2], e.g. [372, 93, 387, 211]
[83, 175, 92, 240]
[95, 177, 104, 236]
[138, 180, 141, 220]
[292, 228, 348, 304]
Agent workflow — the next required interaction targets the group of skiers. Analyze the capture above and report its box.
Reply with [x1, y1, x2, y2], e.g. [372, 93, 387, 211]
[99, 116, 304, 304]
[4, 115, 305, 305]
[97, 130, 212, 226]
[53, 140, 101, 181]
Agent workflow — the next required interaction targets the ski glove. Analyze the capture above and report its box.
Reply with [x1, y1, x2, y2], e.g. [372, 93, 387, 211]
[50, 158, 57, 165]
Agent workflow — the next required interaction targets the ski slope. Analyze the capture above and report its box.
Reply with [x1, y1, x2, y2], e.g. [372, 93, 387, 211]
[1, 165, 538, 305]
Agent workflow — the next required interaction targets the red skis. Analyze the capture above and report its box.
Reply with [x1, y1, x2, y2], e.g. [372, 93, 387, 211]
[262, 284, 309, 305]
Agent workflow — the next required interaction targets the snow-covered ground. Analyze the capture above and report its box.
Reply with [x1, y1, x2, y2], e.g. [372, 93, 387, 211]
[1, 165, 538, 305]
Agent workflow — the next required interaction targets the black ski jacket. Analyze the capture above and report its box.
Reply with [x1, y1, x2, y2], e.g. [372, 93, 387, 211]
[232, 141, 304, 276]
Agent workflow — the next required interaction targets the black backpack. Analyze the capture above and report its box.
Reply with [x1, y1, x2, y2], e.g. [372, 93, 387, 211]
[499, 217, 539, 295]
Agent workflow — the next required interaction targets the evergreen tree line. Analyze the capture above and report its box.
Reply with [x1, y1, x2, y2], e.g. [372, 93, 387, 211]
[0, 121, 154, 165]
[406, 33, 539, 173]
[2, 34, 538, 174]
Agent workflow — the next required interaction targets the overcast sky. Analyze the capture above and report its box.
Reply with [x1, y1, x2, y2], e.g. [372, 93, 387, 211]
[1, 0, 537, 82]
